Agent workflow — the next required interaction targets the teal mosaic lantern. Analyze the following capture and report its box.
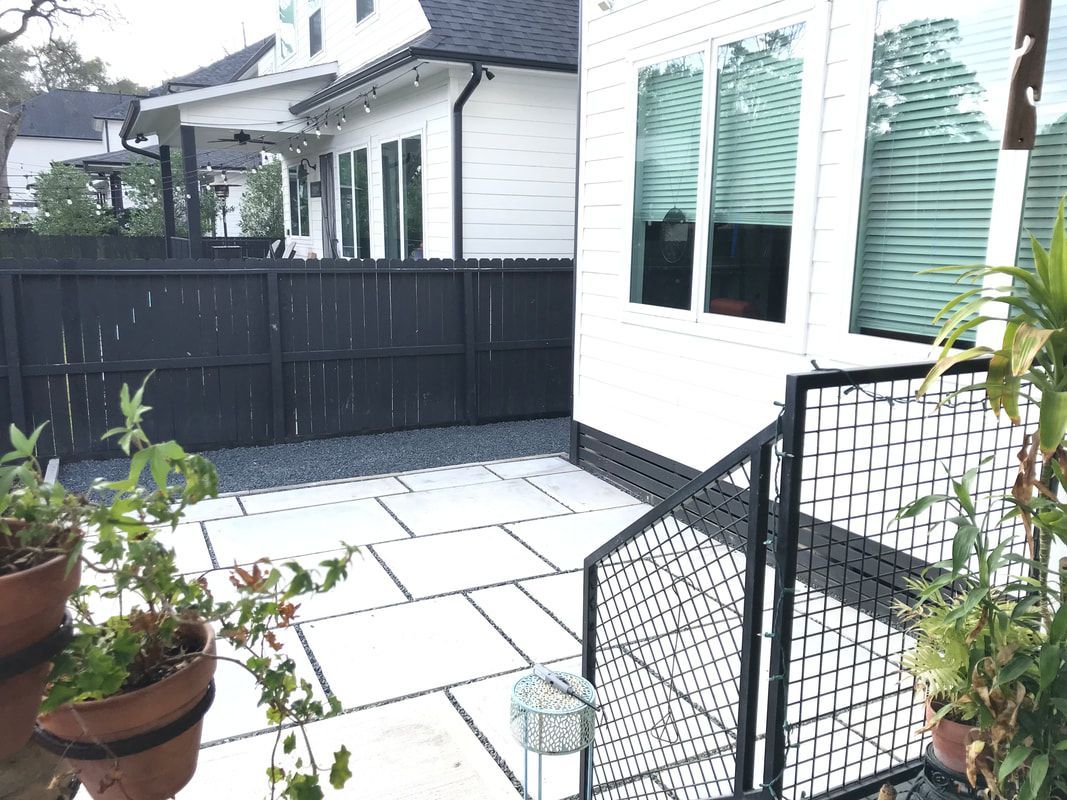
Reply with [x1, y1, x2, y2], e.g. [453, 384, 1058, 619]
[510, 668, 598, 800]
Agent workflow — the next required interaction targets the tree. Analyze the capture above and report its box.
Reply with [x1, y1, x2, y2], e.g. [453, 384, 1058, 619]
[99, 77, 146, 95]
[0, 0, 109, 47]
[122, 152, 217, 238]
[31, 162, 112, 234]
[31, 37, 107, 91]
[239, 159, 283, 238]
[0, 44, 32, 213]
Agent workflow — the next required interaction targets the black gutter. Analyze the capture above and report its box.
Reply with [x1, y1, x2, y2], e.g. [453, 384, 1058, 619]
[119, 100, 158, 161]
[410, 47, 576, 74]
[452, 62, 483, 259]
[568, 2, 583, 465]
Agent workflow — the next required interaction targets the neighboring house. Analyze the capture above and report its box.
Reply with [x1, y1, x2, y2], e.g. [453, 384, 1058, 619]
[122, 0, 578, 259]
[6, 89, 141, 214]
[569, 1, 1067, 484]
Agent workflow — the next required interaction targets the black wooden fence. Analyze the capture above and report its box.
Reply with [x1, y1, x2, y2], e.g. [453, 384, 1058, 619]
[0, 257, 573, 460]
[0, 233, 166, 260]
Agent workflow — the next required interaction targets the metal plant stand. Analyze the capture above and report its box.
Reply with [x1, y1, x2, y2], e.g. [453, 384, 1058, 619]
[903, 747, 982, 800]
[510, 669, 597, 800]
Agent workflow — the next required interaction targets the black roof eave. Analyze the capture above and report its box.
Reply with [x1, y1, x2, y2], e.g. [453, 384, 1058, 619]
[289, 45, 575, 116]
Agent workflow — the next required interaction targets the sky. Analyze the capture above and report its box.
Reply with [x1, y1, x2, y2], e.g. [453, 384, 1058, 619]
[17, 0, 275, 89]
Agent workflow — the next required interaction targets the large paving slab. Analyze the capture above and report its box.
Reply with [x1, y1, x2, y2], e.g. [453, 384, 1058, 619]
[507, 505, 650, 569]
[469, 585, 580, 663]
[178, 495, 244, 523]
[203, 547, 408, 622]
[486, 455, 579, 479]
[301, 595, 526, 708]
[450, 658, 584, 800]
[397, 464, 501, 491]
[519, 572, 584, 634]
[154, 522, 215, 574]
[239, 476, 408, 514]
[526, 469, 640, 512]
[373, 527, 553, 598]
[181, 693, 519, 799]
[381, 478, 571, 535]
[207, 499, 409, 566]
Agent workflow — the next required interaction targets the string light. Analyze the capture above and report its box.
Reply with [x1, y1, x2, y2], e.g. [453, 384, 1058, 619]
[302, 136, 308, 147]
[370, 86, 377, 99]
[413, 69, 420, 87]
[364, 99, 371, 114]
[288, 141, 294, 152]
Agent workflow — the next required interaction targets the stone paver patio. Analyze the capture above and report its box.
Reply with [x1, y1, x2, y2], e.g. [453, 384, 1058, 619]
[162, 454, 647, 799]
[123, 452, 912, 799]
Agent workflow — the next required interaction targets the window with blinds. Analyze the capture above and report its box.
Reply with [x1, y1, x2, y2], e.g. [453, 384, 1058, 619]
[706, 24, 805, 322]
[850, 2, 1017, 342]
[338, 149, 370, 258]
[1019, 4, 1067, 267]
[629, 53, 705, 310]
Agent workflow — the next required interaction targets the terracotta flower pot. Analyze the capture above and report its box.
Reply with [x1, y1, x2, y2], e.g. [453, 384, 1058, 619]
[37, 622, 216, 800]
[0, 546, 81, 760]
[926, 700, 974, 775]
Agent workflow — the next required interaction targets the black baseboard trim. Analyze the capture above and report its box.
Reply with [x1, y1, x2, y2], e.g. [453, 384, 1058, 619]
[571, 421, 697, 506]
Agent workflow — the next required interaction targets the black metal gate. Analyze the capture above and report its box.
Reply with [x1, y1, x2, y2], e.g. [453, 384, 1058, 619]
[581, 360, 1034, 800]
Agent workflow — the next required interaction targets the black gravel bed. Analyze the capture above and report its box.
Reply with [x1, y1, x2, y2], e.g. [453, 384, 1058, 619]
[58, 417, 570, 495]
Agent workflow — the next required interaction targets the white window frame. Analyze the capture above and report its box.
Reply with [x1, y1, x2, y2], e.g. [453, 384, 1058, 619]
[380, 132, 425, 259]
[288, 164, 310, 237]
[356, 0, 377, 26]
[308, 1, 324, 59]
[827, 0, 1028, 365]
[617, 1, 830, 356]
[335, 143, 373, 258]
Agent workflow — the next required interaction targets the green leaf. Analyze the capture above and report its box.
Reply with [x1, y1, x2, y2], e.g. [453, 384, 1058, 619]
[329, 746, 352, 789]
[8, 423, 29, 454]
[951, 525, 980, 573]
[996, 654, 1034, 687]
[1030, 753, 1050, 796]
[1052, 605, 1067, 642]
[1039, 643, 1061, 689]
[896, 494, 949, 520]
[918, 347, 994, 398]
[999, 745, 1034, 780]
[1011, 322, 1056, 377]
[283, 732, 296, 754]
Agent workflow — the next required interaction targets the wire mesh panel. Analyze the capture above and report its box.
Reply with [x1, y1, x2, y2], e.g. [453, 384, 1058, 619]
[582, 426, 777, 800]
[768, 362, 1036, 800]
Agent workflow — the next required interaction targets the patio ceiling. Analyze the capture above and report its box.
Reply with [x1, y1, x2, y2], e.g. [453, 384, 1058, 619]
[122, 62, 339, 150]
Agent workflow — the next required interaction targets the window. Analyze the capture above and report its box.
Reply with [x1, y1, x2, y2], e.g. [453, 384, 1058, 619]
[338, 149, 370, 258]
[382, 136, 423, 259]
[850, 1, 1017, 342]
[277, 0, 297, 62]
[705, 25, 805, 322]
[629, 53, 705, 310]
[288, 165, 310, 237]
[357, 0, 374, 23]
[308, 2, 322, 56]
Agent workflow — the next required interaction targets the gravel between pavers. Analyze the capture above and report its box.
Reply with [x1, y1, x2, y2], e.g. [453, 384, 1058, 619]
[58, 417, 570, 495]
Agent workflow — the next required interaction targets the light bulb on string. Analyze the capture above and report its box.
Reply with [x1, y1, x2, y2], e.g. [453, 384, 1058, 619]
[302, 137, 308, 147]
[413, 69, 420, 87]
[364, 99, 371, 114]
[371, 86, 377, 99]
[66, 198, 73, 206]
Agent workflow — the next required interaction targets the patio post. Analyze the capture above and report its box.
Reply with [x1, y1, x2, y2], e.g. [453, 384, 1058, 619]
[179, 126, 202, 258]
[159, 145, 177, 258]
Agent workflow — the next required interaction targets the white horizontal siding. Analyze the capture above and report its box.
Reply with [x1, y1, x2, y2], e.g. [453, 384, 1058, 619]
[6, 137, 106, 213]
[459, 68, 578, 259]
[573, 0, 939, 471]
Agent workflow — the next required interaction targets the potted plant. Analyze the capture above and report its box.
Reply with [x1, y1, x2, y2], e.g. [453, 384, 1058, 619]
[0, 425, 82, 760]
[10, 378, 357, 800]
[900, 200, 1067, 799]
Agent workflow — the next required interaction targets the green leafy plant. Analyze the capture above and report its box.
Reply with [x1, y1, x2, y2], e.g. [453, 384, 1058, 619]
[1, 376, 356, 798]
[240, 159, 284, 239]
[904, 200, 1067, 800]
[31, 163, 114, 236]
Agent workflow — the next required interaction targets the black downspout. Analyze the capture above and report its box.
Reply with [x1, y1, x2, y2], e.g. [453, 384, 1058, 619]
[120, 98, 178, 257]
[568, 8, 584, 466]
[452, 62, 483, 259]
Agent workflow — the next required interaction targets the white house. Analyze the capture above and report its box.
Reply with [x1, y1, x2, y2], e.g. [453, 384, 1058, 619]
[6, 89, 141, 214]
[570, 0, 1067, 488]
[120, 0, 578, 260]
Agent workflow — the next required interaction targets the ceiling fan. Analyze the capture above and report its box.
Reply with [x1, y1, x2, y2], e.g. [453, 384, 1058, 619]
[207, 130, 276, 146]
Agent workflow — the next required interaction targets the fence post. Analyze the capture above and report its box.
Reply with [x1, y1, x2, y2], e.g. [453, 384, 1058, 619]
[266, 270, 286, 441]
[0, 275, 26, 434]
[578, 561, 599, 800]
[462, 261, 478, 425]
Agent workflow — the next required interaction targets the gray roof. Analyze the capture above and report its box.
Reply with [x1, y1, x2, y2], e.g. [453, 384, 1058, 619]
[96, 35, 276, 121]
[17, 89, 142, 140]
[292, 0, 576, 115]
[65, 146, 261, 171]
[415, 0, 577, 69]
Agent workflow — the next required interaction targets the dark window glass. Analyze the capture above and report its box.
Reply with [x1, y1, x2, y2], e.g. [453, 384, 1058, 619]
[288, 165, 309, 236]
[402, 136, 423, 258]
[338, 152, 354, 257]
[630, 54, 704, 310]
[309, 9, 322, 56]
[705, 24, 805, 323]
[298, 171, 310, 236]
[357, 0, 374, 23]
[354, 148, 371, 257]
[382, 141, 401, 259]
